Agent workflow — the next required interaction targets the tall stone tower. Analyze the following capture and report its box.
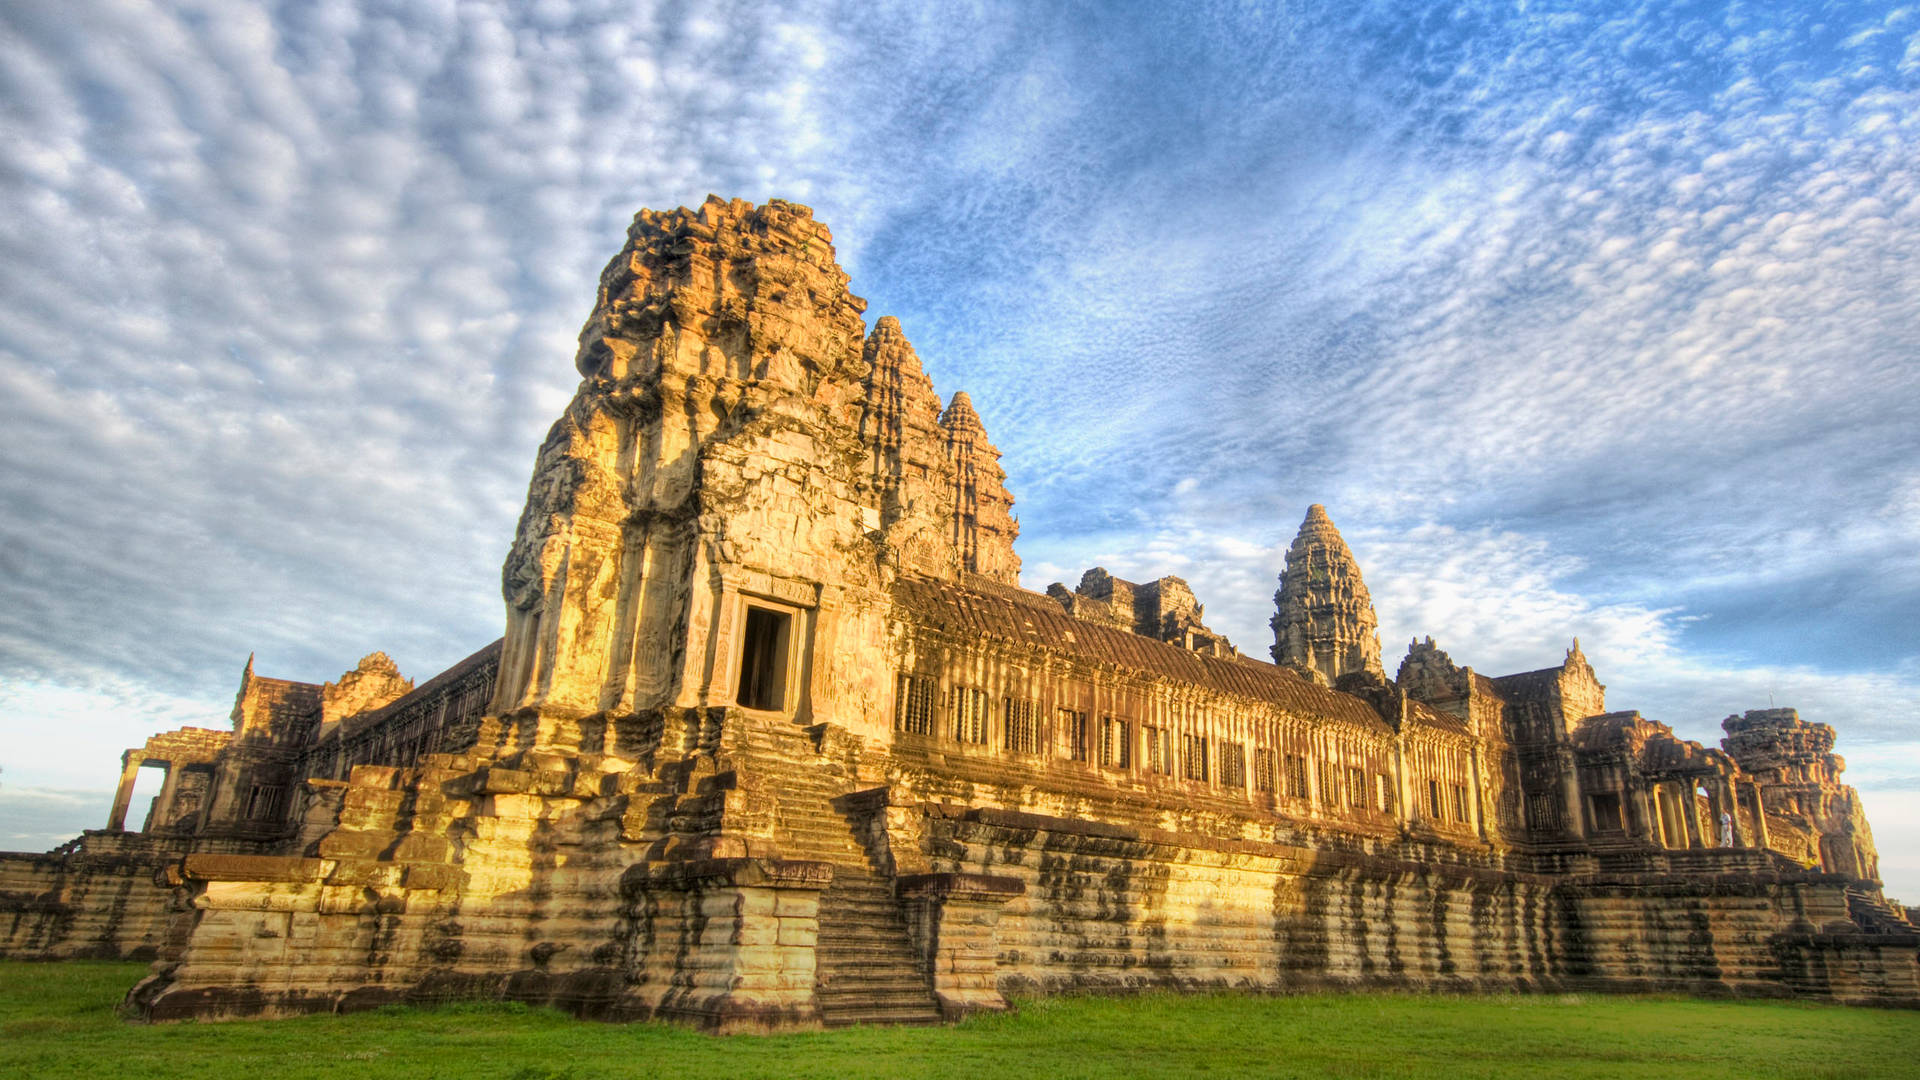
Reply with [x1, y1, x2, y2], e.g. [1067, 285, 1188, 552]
[1270, 504, 1384, 684]
[491, 196, 888, 738]
[940, 391, 1021, 585]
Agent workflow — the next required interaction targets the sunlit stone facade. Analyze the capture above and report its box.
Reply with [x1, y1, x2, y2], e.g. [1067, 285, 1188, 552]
[3, 198, 1912, 1027]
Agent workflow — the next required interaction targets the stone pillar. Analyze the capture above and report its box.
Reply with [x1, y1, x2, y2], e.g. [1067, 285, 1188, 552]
[1468, 744, 1489, 841]
[146, 763, 180, 832]
[898, 872, 1025, 1020]
[1628, 784, 1655, 842]
[106, 753, 144, 831]
[1561, 748, 1587, 839]
[1745, 782, 1771, 849]
[633, 857, 833, 1032]
[1391, 741, 1412, 825]
[1681, 781, 1706, 849]
[1715, 779, 1744, 847]
[1651, 784, 1674, 849]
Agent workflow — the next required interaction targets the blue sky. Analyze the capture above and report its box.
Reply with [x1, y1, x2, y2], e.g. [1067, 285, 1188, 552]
[2, 1, 1916, 895]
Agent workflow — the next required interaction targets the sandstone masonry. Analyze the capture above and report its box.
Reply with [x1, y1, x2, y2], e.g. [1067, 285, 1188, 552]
[3, 197, 1912, 1026]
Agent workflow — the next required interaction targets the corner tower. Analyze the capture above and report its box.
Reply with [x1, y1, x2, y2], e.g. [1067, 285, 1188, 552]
[1270, 504, 1384, 684]
[492, 196, 885, 739]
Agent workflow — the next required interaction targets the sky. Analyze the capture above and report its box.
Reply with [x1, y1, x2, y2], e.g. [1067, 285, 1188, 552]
[1, 1, 1916, 896]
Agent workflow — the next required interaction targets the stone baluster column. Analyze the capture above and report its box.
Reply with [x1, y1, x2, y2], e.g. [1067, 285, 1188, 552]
[106, 753, 144, 831]
[898, 872, 1025, 1020]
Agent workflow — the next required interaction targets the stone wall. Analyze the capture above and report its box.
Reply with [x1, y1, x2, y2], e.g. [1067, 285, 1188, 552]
[0, 832, 187, 959]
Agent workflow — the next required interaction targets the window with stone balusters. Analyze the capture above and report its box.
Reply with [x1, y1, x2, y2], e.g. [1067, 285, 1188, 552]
[1004, 697, 1042, 754]
[1062, 708, 1090, 762]
[1220, 742, 1247, 789]
[1253, 747, 1276, 794]
[1145, 725, 1172, 775]
[953, 686, 990, 744]
[1181, 733, 1209, 782]
[1284, 753, 1310, 799]
[1099, 716, 1132, 769]
[894, 673, 936, 736]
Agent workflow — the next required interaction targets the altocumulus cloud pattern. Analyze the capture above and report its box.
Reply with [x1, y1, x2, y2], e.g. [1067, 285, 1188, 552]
[1, 1, 1917, 895]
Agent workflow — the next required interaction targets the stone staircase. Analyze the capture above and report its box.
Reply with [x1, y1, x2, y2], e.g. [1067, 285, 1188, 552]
[1847, 885, 1919, 935]
[739, 721, 943, 1027]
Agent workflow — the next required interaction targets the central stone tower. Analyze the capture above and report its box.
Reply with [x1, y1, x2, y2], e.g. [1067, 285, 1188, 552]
[1269, 504, 1384, 684]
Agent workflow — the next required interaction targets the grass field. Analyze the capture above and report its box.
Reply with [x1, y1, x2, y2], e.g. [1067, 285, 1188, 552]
[3, 961, 1917, 1080]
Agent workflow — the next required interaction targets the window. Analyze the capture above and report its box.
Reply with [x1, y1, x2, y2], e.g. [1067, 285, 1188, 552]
[1453, 783, 1470, 823]
[1378, 774, 1395, 814]
[1527, 792, 1560, 830]
[1145, 725, 1172, 775]
[1348, 766, 1369, 809]
[1181, 733, 1209, 782]
[1284, 754, 1310, 799]
[736, 606, 791, 710]
[1004, 698, 1042, 754]
[1099, 716, 1132, 769]
[245, 783, 283, 822]
[1589, 792, 1623, 833]
[1063, 709, 1090, 762]
[1220, 743, 1247, 790]
[1427, 780, 1444, 819]
[1319, 762, 1341, 806]
[954, 687, 990, 744]
[1253, 748, 1276, 794]
[895, 673, 936, 735]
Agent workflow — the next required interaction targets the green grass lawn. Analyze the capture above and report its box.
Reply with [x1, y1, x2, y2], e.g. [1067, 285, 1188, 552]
[3, 961, 1916, 1080]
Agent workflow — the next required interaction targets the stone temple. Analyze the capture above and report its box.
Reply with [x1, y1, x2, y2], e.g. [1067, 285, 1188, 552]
[3, 197, 1914, 1028]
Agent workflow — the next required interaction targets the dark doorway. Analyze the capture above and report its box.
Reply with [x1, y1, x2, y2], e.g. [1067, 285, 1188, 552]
[737, 606, 791, 710]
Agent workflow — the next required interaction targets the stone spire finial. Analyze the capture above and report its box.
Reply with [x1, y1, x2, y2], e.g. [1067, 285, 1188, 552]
[1270, 504, 1384, 684]
[941, 391, 981, 429]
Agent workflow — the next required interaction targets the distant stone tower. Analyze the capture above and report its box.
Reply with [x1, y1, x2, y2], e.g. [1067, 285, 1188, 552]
[940, 391, 1021, 585]
[1270, 504, 1384, 684]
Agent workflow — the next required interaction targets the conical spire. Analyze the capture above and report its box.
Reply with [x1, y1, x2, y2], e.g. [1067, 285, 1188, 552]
[940, 391, 1020, 585]
[859, 316, 962, 577]
[1270, 504, 1384, 684]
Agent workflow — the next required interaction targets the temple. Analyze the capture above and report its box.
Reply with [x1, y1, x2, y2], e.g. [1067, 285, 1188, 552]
[2, 197, 1913, 1028]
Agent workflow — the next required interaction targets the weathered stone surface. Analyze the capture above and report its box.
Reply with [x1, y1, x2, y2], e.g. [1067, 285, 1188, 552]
[6, 197, 1912, 1027]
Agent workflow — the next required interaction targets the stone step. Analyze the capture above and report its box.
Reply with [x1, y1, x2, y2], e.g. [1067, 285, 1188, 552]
[816, 966, 931, 988]
[817, 949, 927, 969]
[817, 926, 921, 944]
[819, 1008, 944, 1029]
